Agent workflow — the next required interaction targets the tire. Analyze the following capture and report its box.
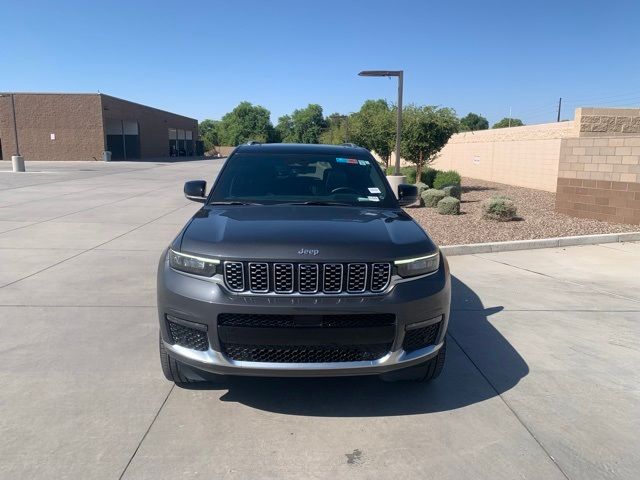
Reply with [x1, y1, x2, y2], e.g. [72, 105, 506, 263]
[381, 339, 447, 382]
[159, 331, 201, 384]
[159, 332, 227, 385]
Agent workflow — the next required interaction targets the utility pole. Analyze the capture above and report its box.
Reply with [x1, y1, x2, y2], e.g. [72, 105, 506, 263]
[557, 97, 562, 122]
[0, 94, 24, 171]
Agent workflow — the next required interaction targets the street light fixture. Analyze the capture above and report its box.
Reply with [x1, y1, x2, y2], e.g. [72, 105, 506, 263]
[358, 70, 403, 176]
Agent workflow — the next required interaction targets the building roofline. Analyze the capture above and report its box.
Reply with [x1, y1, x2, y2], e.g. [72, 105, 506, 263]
[0, 92, 100, 97]
[0, 92, 197, 122]
[99, 94, 197, 121]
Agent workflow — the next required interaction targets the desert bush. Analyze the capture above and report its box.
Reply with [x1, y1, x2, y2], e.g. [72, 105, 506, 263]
[385, 166, 440, 186]
[482, 196, 517, 221]
[437, 196, 460, 215]
[386, 166, 417, 183]
[433, 170, 461, 190]
[442, 184, 461, 200]
[421, 167, 439, 187]
[414, 182, 429, 196]
[421, 189, 446, 207]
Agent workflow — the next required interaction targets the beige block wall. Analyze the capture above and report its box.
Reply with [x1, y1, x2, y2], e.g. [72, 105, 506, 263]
[431, 122, 575, 192]
[575, 108, 640, 137]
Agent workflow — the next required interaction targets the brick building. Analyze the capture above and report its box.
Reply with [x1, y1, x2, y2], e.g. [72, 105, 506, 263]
[0, 93, 198, 161]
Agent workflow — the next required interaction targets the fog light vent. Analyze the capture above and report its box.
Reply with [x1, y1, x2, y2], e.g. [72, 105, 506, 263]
[167, 317, 208, 351]
[403, 321, 440, 352]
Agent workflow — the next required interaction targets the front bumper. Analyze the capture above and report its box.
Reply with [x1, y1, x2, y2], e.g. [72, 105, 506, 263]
[157, 250, 451, 378]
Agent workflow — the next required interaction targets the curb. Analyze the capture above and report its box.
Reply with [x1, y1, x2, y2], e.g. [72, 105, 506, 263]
[440, 232, 640, 256]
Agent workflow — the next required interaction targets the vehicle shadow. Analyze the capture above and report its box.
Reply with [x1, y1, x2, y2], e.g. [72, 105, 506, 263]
[192, 275, 528, 416]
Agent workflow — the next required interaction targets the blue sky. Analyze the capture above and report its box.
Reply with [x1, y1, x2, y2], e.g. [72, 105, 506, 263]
[1, 0, 639, 125]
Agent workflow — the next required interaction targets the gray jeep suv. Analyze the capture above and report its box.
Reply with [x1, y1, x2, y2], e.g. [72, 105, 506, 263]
[157, 143, 450, 383]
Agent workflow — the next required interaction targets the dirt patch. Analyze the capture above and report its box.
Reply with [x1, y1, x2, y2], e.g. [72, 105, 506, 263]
[406, 178, 637, 246]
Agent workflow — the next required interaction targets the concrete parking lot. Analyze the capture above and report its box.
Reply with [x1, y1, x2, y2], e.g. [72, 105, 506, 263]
[0, 159, 638, 479]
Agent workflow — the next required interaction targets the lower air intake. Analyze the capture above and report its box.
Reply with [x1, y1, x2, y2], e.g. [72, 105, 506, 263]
[223, 343, 391, 363]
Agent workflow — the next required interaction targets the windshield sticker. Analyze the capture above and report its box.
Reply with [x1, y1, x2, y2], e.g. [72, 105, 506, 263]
[367, 196, 380, 202]
[368, 187, 381, 194]
[336, 157, 359, 164]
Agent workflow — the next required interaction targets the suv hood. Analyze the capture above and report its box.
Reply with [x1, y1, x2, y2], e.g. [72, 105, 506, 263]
[178, 205, 437, 262]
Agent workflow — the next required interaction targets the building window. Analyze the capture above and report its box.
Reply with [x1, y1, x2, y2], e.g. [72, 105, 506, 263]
[106, 119, 139, 160]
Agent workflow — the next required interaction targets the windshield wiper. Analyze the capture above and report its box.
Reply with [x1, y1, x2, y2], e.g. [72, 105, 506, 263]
[208, 201, 263, 206]
[284, 201, 352, 206]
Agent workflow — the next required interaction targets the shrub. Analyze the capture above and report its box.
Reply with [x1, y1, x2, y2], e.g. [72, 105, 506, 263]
[437, 196, 460, 215]
[433, 170, 461, 190]
[421, 167, 439, 187]
[386, 166, 417, 184]
[385, 166, 441, 187]
[442, 184, 461, 200]
[415, 182, 429, 196]
[482, 196, 517, 221]
[421, 189, 446, 207]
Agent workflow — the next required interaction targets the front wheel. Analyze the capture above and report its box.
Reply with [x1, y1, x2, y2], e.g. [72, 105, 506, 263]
[380, 339, 447, 382]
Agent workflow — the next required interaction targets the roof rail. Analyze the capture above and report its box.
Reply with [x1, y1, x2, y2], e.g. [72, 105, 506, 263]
[341, 142, 359, 147]
[245, 140, 261, 145]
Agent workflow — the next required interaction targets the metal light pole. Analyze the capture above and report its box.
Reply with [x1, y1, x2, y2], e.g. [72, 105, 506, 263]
[0, 94, 24, 171]
[358, 70, 404, 175]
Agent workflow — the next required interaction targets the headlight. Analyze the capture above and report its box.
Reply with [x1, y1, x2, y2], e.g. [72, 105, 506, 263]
[168, 249, 219, 276]
[395, 252, 440, 278]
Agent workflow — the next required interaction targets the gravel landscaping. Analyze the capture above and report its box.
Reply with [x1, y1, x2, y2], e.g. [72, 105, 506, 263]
[407, 177, 638, 246]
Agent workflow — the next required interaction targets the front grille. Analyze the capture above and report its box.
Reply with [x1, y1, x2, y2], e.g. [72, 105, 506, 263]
[371, 263, 391, 292]
[224, 262, 244, 291]
[222, 344, 391, 363]
[223, 261, 391, 294]
[218, 313, 396, 329]
[248, 263, 269, 292]
[323, 264, 343, 293]
[402, 322, 441, 352]
[274, 263, 294, 293]
[167, 319, 209, 351]
[347, 263, 367, 292]
[298, 264, 319, 293]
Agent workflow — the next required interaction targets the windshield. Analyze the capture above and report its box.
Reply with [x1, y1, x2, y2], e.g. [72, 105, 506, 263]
[209, 152, 397, 207]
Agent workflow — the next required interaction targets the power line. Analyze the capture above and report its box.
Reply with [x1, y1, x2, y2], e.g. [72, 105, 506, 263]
[560, 89, 640, 104]
[504, 89, 640, 122]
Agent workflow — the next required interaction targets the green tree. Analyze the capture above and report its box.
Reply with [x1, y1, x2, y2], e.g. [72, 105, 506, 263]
[199, 119, 220, 151]
[217, 102, 276, 145]
[400, 105, 459, 179]
[275, 114, 294, 142]
[492, 117, 524, 129]
[349, 99, 395, 167]
[320, 113, 349, 144]
[459, 112, 489, 132]
[277, 104, 327, 143]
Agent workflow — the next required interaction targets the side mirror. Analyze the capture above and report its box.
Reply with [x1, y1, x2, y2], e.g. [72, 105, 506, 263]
[184, 180, 207, 203]
[397, 184, 419, 206]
